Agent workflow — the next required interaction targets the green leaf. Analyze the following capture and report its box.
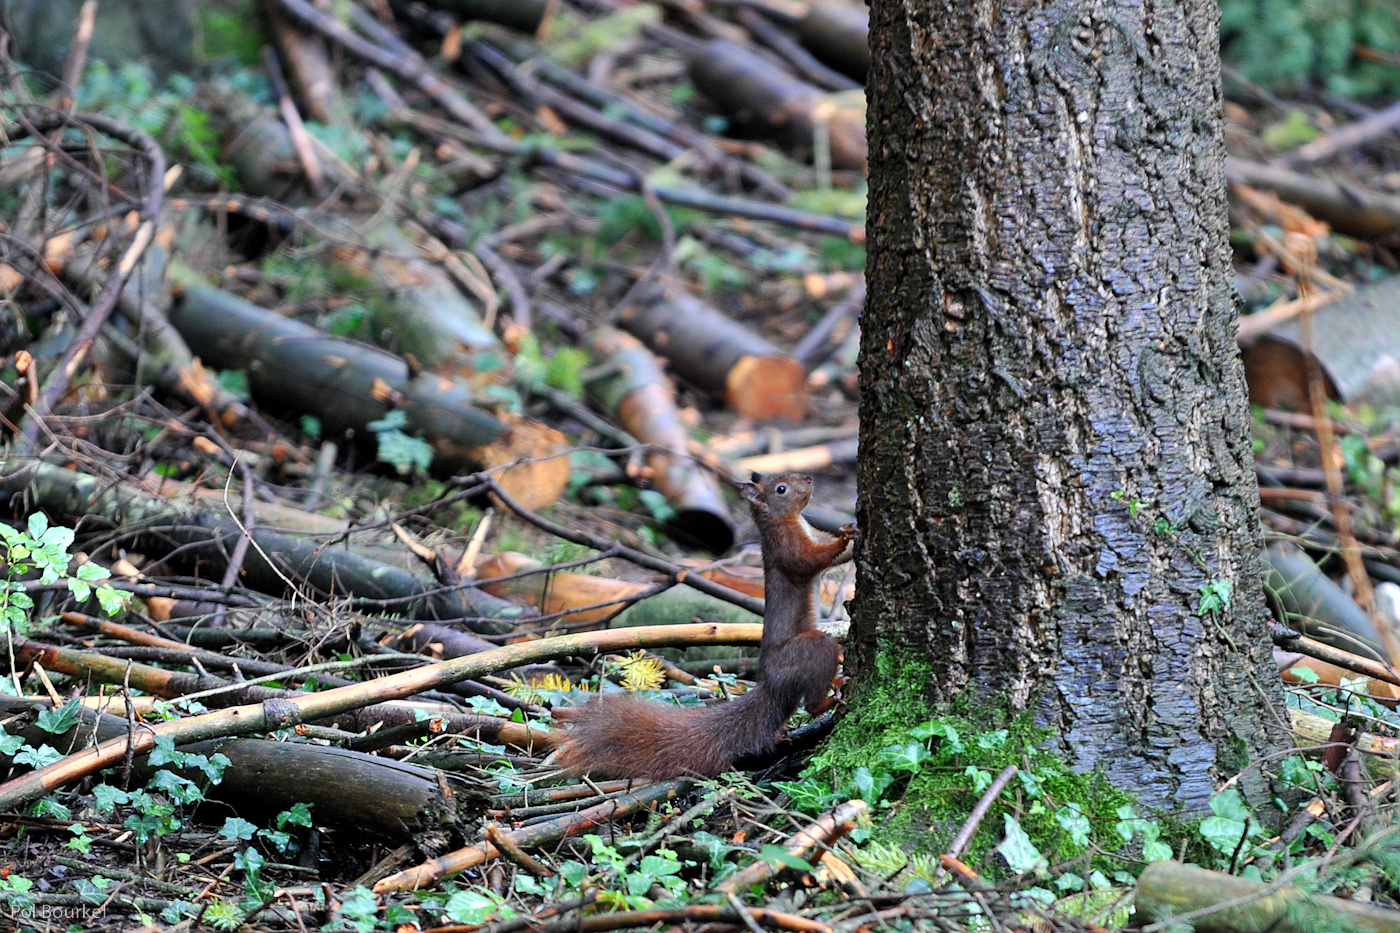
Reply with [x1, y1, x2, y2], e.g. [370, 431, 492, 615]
[443, 890, 511, 924]
[965, 766, 993, 793]
[758, 844, 816, 874]
[29, 795, 72, 819]
[975, 729, 1008, 749]
[879, 741, 932, 773]
[1209, 788, 1251, 822]
[75, 562, 109, 582]
[277, 801, 314, 828]
[147, 770, 205, 805]
[910, 719, 964, 755]
[148, 735, 184, 767]
[1198, 579, 1232, 615]
[1054, 803, 1091, 849]
[91, 784, 131, 811]
[220, 817, 259, 841]
[36, 700, 82, 735]
[996, 814, 1045, 873]
[558, 861, 590, 887]
[15, 743, 64, 768]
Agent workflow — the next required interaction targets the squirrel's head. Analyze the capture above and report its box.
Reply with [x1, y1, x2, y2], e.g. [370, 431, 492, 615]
[740, 472, 814, 512]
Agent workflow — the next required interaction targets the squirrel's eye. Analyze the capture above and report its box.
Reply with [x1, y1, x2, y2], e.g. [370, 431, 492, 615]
[776, 484, 787, 495]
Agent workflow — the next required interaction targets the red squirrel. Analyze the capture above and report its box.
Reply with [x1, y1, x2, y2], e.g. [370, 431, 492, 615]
[555, 472, 854, 779]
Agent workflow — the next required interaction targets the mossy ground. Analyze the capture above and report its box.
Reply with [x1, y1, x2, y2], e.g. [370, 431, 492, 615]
[813, 644, 1147, 880]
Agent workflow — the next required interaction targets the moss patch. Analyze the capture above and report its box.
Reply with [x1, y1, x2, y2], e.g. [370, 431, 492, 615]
[815, 645, 935, 773]
[808, 650, 1143, 878]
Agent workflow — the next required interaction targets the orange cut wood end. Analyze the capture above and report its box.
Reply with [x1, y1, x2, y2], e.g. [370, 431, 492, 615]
[726, 354, 808, 420]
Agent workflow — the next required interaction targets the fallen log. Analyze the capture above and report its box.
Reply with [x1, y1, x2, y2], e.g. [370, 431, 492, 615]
[0, 696, 478, 843]
[1242, 273, 1400, 410]
[169, 283, 569, 508]
[1137, 859, 1400, 933]
[619, 282, 808, 421]
[585, 327, 735, 553]
[689, 39, 866, 171]
[0, 459, 526, 628]
[795, 3, 869, 82]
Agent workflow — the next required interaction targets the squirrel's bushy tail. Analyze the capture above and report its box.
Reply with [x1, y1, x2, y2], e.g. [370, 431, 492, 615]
[555, 684, 793, 780]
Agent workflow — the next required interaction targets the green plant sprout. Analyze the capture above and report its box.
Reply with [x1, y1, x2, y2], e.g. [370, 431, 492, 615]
[0, 514, 126, 693]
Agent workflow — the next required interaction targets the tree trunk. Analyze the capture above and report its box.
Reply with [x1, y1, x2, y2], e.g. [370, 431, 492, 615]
[853, 0, 1289, 809]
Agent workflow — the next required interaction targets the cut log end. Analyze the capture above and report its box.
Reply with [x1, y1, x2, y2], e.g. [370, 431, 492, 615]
[669, 507, 736, 555]
[726, 354, 809, 421]
[461, 414, 571, 510]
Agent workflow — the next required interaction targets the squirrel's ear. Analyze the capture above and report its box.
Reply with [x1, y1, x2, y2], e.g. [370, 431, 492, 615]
[750, 471, 763, 483]
[740, 482, 761, 504]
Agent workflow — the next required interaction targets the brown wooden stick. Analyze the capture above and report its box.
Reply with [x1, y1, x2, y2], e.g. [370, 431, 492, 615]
[943, 764, 1018, 863]
[1275, 634, 1400, 690]
[1227, 157, 1400, 238]
[716, 799, 867, 894]
[0, 622, 761, 812]
[374, 778, 692, 891]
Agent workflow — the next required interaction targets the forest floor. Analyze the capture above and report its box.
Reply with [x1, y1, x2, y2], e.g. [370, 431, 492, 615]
[4, 1, 1400, 931]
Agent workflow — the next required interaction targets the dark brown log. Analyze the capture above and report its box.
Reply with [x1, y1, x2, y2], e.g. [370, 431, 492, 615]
[619, 283, 808, 420]
[734, 7, 859, 92]
[417, 0, 559, 36]
[0, 697, 471, 842]
[0, 459, 524, 626]
[1242, 274, 1400, 410]
[585, 328, 735, 553]
[689, 39, 866, 171]
[1227, 157, 1400, 239]
[169, 283, 569, 508]
[1137, 860, 1400, 933]
[795, 3, 869, 82]
[1264, 541, 1385, 662]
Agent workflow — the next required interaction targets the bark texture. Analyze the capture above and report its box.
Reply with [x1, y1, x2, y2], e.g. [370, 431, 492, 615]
[855, 0, 1288, 809]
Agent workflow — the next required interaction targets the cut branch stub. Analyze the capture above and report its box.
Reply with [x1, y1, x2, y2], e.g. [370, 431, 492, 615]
[689, 39, 866, 172]
[585, 327, 735, 553]
[170, 283, 568, 508]
[619, 283, 808, 421]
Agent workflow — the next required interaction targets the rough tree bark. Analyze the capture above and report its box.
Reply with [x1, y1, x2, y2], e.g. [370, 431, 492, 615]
[851, 0, 1289, 810]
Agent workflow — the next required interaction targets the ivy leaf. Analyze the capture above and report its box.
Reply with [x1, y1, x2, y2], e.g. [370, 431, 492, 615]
[1054, 803, 1091, 849]
[910, 720, 964, 755]
[965, 766, 993, 794]
[879, 741, 932, 773]
[220, 817, 259, 841]
[443, 890, 511, 924]
[996, 814, 1046, 874]
[976, 729, 1008, 749]
[91, 784, 131, 812]
[758, 844, 816, 874]
[0, 731, 24, 756]
[15, 743, 64, 768]
[36, 700, 82, 735]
